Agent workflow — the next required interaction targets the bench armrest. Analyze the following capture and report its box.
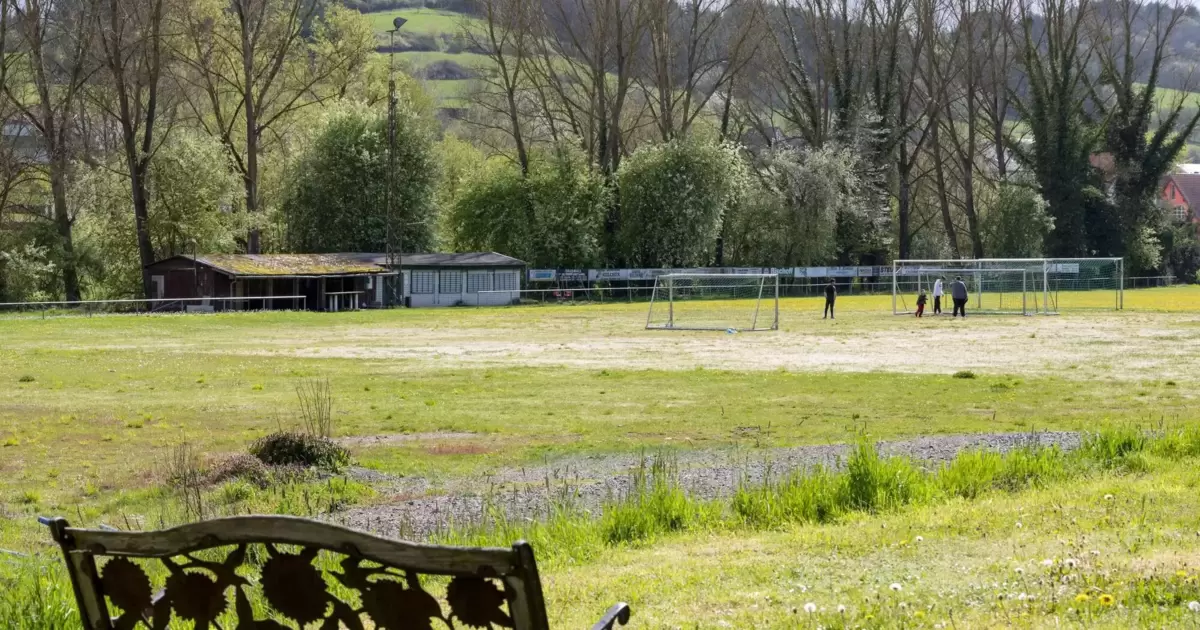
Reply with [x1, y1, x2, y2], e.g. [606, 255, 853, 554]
[591, 603, 631, 630]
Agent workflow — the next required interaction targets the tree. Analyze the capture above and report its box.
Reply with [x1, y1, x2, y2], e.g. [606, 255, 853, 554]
[447, 143, 610, 267]
[1089, 0, 1200, 271]
[1009, 0, 1105, 257]
[617, 140, 748, 267]
[4, 0, 100, 301]
[174, 0, 375, 253]
[979, 183, 1054, 256]
[725, 143, 866, 265]
[93, 0, 170, 300]
[283, 105, 438, 254]
[73, 132, 242, 299]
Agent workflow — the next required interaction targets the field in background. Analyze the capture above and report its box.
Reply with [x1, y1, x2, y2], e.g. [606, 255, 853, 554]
[2, 286, 1199, 625]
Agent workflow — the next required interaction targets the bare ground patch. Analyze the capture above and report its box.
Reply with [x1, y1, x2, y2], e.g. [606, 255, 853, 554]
[337, 431, 478, 447]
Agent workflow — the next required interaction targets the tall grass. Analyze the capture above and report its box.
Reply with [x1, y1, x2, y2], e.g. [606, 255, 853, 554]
[4, 426, 1196, 627]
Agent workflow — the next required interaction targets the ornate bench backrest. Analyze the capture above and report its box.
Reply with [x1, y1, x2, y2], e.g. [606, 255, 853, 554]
[42, 515, 549, 630]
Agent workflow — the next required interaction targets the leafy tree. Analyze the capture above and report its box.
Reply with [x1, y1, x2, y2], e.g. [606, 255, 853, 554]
[979, 184, 1055, 257]
[447, 143, 609, 267]
[283, 104, 438, 254]
[617, 140, 749, 267]
[72, 133, 243, 299]
[1157, 223, 1200, 284]
[724, 144, 866, 266]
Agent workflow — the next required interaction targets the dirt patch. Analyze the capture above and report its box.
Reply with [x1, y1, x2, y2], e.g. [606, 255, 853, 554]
[337, 431, 477, 447]
[424, 443, 492, 456]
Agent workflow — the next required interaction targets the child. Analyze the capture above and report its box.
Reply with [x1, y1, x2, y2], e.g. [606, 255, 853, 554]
[915, 290, 927, 318]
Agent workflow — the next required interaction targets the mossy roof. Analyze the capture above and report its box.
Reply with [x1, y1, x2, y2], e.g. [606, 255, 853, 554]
[183, 254, 387, 277]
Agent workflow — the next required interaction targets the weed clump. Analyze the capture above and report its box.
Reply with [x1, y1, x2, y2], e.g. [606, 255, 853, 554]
[204, 453, 270, 487]
[952, 370, 977, 379]
[17, 375, 34, 383]
[250, 431, 349, 471]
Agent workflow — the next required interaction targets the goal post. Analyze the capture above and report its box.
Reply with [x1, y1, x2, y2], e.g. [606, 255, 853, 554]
[892, 258, 1123, 315]
[646, 273, 779, 331]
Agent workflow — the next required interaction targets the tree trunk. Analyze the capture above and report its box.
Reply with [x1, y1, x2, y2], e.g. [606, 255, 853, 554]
[49, 157, 80, 301]
[241, 13, 261, 254]
[930, 121, 961, 258]
[897, 140, 912, 260]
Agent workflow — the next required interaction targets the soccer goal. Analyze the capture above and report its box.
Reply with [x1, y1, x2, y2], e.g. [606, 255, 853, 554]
[646, 274, 779, 331]
[891, 258, 1124, 315]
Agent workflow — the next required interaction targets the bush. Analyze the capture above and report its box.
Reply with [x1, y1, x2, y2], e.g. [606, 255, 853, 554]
[204, 453, 270, 487]
[953, 370, 977, 379]
[249, 431, 350, 471]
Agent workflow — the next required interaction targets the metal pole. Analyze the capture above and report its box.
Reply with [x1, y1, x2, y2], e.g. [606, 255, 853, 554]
[667, 276, 674, 328]
[891, 261, 897, 314]
[1022, 270, 1027, 315]
[1043, 261, 1049, 315]
[773, 274, 779, 330]
[386, 18, 407, 308]
[1118, 258, 1124, 310]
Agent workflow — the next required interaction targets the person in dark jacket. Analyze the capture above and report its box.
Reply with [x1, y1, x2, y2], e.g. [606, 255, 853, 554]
[951, 276, 969, 317]
[916, 291, 927, 318]
[823, 280, 836, 319]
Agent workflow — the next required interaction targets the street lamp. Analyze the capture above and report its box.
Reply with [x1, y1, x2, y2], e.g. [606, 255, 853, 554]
[386, 17, 407, 308]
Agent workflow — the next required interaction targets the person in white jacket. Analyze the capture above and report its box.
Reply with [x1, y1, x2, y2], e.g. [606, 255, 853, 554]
[932, 277, 944, 315]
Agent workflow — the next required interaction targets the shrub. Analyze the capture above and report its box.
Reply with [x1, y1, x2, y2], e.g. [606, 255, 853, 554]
[249, 431, 350, 470]
[952, 370, 977, 379]
[17, 375, 34, 383]
[204, 453, 270, 487]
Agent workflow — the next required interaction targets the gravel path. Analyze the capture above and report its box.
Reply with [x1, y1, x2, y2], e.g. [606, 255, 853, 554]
[334, 431, 1080, 540]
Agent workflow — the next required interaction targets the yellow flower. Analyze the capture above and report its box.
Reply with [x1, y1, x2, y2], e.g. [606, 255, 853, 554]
[1099, 594, 1115, 607]
[1177, 570, 1189, 579]
[915, 611, 926, 619]
[1075, 593, 1091, 604]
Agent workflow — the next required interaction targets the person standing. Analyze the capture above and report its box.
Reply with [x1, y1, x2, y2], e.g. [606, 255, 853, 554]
[932, 277, 944, 315]
[951, 275, 969, 318]
[916, 291, 927, 318]
[823, 279, 836, 319]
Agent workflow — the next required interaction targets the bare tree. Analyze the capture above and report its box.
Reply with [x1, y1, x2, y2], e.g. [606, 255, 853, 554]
[638, 0, 762, 141]
[173, 0, 373, 253]
[465, 0, 536, 175]
[4, 0, 99, 301]
[93, 0, 172, 299]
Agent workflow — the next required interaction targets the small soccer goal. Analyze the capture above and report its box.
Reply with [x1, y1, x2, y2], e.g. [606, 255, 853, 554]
[892, 258, 1124, 315]
[646, 274, 779, 331]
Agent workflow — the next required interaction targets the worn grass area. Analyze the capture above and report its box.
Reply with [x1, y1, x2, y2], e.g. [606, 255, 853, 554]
[547, 456, 1200, 628]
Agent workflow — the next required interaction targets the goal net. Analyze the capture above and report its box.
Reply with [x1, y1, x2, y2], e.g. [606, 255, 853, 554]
[892, 258, 1124, 315]
[646, 274, 779, 331]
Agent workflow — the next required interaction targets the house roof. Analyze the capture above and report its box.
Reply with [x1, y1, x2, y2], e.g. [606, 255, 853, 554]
[347, 252, 526, 268]
[1167, 174, 1200, 207]
[160, 254, 388, 277]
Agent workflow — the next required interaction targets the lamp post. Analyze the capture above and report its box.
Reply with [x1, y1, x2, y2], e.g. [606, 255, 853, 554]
[386, 17, 407, 308]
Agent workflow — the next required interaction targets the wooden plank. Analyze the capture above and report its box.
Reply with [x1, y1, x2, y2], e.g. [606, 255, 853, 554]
[64, 516, 515, 577]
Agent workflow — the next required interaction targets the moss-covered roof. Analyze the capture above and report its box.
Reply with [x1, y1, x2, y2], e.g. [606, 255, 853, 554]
[186, 254, 387, 277]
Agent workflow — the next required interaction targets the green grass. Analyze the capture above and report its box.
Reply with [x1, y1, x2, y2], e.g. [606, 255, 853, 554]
[3, 288, 1200, 625]
[363, 8, 471, 36]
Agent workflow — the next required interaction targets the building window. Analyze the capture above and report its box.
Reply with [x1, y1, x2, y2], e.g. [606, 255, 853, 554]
[1174, 205, 1189, 223]
[439, 270, 463, 294]
[495, 270, 518, 291]
[467, 272, 490, 293]
[411, 271, 435, 294]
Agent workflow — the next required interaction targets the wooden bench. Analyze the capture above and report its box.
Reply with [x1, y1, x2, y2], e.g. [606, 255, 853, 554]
[41, 515, 631, 630]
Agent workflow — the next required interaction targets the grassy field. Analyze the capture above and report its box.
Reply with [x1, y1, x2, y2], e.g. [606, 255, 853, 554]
[2, 287, 1200, 626]
[365, 8, 469, 35]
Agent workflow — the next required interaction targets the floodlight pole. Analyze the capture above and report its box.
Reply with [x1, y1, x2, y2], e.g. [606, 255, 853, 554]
[386, 18, 408, 308]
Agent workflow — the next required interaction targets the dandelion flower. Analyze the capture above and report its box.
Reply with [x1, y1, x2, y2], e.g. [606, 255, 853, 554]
[890, 583, 903, 592]
[1064, 558, 1078, 569]
[1188, 601, 1200, 613]
[837, 605, 847, 614]
[1015, 567, 1024, 575]
[1016, 522, 1023, 529]
[1018, 593, 1028, 601]
[1099, 594, 1115, 606]
[915, 536, 924, 543]
[803, 602, 817, 614]
[1075, 593, 1090, 604]
[1104, 494, 1114, 501]
[1177, 571, 1189, 579]
[1042, 559, 1054, 567]
[899, 602, 908, 609]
